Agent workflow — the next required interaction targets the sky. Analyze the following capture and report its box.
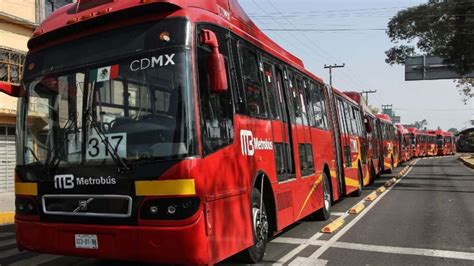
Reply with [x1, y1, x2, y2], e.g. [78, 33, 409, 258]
[238, 0, 474, 131]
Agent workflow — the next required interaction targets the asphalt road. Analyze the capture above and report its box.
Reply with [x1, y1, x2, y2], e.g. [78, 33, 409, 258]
[1, 156, 473, 265]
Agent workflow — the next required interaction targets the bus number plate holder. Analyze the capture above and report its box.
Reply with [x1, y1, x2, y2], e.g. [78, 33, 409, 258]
[75, 234, 98, 249]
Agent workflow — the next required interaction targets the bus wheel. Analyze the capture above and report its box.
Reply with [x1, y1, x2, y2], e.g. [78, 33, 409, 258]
[313, 173, 331, 221]
[241, 188, 268, 263]
[352, 168, 363, 197]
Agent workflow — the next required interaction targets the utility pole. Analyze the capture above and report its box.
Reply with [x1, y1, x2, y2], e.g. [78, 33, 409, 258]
[361, 90, 377, 104]
[324, 63, 345, 88]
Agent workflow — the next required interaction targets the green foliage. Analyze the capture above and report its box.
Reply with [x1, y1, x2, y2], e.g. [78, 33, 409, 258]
[456, 78, 474, 103]
[386, 0, 474, 100]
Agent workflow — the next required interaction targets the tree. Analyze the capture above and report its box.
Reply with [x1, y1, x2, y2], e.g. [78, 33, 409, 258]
[386, 0, 474, 101]
[405, 119, 428, 130]
[447, 128, 458, 134]
[368, 105, 380, 115]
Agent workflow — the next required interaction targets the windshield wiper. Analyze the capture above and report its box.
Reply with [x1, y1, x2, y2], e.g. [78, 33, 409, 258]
[84, 109, 130, 172]
[43, 118, 78, 175]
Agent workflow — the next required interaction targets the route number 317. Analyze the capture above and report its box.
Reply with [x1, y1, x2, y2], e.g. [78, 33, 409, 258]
[86, 133, 127, 160]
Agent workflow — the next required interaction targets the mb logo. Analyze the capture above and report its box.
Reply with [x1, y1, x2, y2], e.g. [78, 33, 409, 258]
[54, 174, 75, 189]
[240, 130, 255, 156]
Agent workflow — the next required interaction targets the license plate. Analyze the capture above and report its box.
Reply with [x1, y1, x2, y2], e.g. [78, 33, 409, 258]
[75, 234, 98, 249]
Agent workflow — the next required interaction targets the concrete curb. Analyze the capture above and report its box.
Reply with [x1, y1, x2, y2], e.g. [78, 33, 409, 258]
[458, 157, 474, 169]
[0, 212, 14, 225]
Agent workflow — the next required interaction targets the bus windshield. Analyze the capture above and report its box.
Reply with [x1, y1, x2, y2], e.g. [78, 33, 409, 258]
[17, 19, 195, 168]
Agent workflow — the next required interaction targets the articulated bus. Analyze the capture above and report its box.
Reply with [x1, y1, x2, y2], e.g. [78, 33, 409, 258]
[444, 132, 456, 155]
[425, 131, 438, 156]
[0, 0, 374, 264]
[376, 114, 399, 172]
[344, 92, 381, 184]
[418, 132, 429, 157]
[331, 89, 368, 193]
[395, 124, 412, 163]
[407, 127, 422, 158]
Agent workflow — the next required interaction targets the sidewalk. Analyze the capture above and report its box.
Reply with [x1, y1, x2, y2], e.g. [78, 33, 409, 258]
[0, 191, 15, 225]
[459, 154, 474, 169]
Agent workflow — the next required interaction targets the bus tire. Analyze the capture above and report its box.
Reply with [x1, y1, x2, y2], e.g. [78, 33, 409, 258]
[369, 164, 376, 185]
[313, 173, 331, 221]
[240, 188, 268, 263]
[352, 168, 363, 197]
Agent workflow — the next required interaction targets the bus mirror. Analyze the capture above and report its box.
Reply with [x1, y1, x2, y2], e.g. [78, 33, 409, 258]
[0, 82, 25, 97]
[199, 29, 228, 94]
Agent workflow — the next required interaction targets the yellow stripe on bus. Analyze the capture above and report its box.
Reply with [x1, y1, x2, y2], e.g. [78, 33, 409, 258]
[296, 174, 323, 219]
[345, 177, 359, 188]
[135, 179, 196, 196]
[15, 183, 38, 196]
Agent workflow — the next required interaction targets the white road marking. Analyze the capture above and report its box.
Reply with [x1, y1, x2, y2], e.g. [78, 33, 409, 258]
[333, 241, 474, 261]
[330, 212, 346, 216]
[271, 237, 306, 245]
[271, 237, 327, 246]
[0, 232, 15, 238]
[9, 254, 62, 266]
[308, 159, 420, 260]
[289, 257, 328, 265]
[0, 238, 16, 247]
[0, 248, 23, 259]
[273, 162, 401, 266]
[273, 232, 324, 265]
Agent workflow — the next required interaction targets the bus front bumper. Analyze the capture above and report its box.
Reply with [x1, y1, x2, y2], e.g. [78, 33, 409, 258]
[15, 215, 209, 264]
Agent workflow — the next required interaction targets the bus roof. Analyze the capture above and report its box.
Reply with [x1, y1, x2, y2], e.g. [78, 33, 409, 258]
[28, 0, 325, 83]
[376, 114, 392, 123]
[343, 91, 375, 117]
[333, 88, 359, 106]
[395, 124, 409, 134]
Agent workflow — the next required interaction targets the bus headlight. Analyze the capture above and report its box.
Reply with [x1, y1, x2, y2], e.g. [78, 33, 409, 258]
[140, 197, 200, 220]
[16, 198, 37, 215]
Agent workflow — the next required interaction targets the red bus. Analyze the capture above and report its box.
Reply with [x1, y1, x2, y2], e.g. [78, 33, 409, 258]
[376, 114, 399, 172]
[444, 132, 456, 155]
[344, 92, 382, 184]
[3, 0, 373, 264]
[425, 131, 438, 156]
[395, 124, 412, 163]
[419, 131, 429, 157]
[407, 127, 422, 158]
[331, 89, 369, 194]
[431, 130, 455, 156]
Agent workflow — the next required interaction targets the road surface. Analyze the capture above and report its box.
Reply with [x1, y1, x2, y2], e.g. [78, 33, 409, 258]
[1, 156, 473, 265]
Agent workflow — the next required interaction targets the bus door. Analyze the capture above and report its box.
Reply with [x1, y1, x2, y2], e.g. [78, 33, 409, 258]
[262, 61, 296, 228]
[326, 88, 345, 196]
[336, 98, 354, 194]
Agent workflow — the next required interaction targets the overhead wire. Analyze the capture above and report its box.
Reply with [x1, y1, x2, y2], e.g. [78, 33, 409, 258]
[248, 0, 374, 90]
[261, 0, 375, 90]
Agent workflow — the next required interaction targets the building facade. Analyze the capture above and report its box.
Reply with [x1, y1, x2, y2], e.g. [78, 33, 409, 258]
[0, 0, 74, 192]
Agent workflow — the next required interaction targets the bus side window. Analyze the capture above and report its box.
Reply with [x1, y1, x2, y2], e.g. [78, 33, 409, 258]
[262, 62, 281, 120]
[352, 106, 362, 136]
[197, 26, 235, 155]
[239, 46, 266, 117]
[309, 82, 328, 129]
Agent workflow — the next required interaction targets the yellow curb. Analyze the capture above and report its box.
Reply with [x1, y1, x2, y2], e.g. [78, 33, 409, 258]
[376, 186, 386, 193]
[384, 180, 393, 187]
[321, 217, 345, 234]
[349, 203, 365, 214]
[0, 212, 14, 225]
[365, 191, 378, 201]
[390, 178, 397, 183]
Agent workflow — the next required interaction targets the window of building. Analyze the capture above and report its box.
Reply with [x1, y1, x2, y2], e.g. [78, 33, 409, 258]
[45, 0, 75, 18]
[0, 48, 26, 85]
